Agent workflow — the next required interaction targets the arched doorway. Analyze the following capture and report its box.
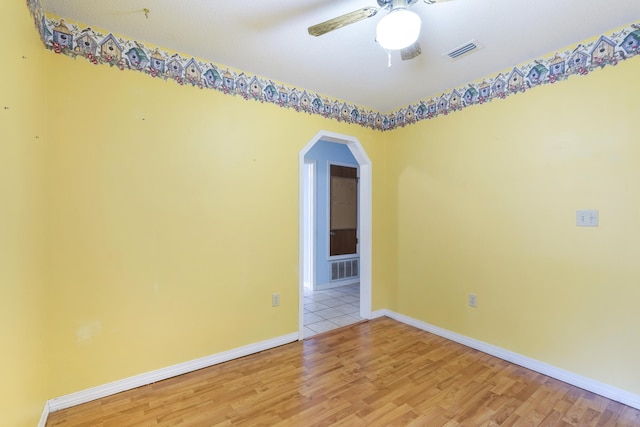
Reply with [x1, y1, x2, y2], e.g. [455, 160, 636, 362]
[298, 131, 372, 339]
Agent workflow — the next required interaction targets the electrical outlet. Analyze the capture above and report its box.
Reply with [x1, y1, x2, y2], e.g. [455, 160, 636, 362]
[272, 293, 280, 307]
[468, 293, 478, 308]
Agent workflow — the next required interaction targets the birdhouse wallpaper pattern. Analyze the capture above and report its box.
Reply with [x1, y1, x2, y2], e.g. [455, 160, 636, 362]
[26, 0, 640, 131]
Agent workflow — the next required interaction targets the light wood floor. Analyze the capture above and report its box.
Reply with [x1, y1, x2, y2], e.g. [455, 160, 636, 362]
[47, 317, 640, 426]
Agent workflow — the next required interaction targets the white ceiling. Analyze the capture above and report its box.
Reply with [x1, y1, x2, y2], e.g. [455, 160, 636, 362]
[41, 0, 640, 112]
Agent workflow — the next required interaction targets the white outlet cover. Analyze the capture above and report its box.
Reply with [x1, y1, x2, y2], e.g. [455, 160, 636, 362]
[468, 294, 478, 308]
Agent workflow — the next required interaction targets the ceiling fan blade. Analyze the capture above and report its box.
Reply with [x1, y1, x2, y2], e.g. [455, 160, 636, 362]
[401, 42, 422, 60]
[308, 7, 379, 37]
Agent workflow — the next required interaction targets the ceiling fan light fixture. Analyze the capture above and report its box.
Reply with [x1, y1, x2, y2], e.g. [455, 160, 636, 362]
[376, 8, 421, 50]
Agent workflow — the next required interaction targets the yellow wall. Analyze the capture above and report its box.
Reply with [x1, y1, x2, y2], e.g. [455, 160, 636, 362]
[0, 2, 49, 427]
[388, 57, 640, 393]
[45, 51, 389, 396]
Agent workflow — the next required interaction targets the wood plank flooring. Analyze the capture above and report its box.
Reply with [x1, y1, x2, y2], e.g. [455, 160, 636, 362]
[47, 317, 640, 426]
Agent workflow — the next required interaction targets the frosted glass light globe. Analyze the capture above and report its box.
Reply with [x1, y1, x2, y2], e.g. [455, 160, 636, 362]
[376, 9, 421, 50]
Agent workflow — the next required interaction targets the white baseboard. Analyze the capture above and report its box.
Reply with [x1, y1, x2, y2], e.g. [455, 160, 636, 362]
[38, 401, 50, 427]
[39, 310, 640, 423]
[314, 279, 359, 291]
[47, 332, 299, 413]
[371, 309, 640, 410]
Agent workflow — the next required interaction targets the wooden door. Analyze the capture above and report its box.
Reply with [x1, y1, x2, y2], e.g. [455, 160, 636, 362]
[330, 165, 358, 256]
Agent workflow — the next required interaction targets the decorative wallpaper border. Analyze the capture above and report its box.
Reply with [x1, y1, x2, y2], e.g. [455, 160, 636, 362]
[27, 1, 639, 131]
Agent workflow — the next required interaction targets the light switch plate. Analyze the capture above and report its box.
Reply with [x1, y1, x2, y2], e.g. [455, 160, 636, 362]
[576, 210, 598, 227]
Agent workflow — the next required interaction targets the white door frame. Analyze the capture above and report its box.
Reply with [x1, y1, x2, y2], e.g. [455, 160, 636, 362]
[303, 159, 316, 291]
[299, 131, 372, 339]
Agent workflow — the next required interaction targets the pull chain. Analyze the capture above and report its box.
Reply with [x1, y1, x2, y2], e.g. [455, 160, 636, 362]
[387, 49, 392, 67]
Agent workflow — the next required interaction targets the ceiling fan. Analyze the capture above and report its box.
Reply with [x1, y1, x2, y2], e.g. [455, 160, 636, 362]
[308, 0, 450, 61]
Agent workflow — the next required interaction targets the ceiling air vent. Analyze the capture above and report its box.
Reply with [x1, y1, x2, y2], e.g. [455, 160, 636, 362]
[444, 39, 482, 61]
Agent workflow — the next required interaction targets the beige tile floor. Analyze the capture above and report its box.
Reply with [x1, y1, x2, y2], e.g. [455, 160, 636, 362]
[303, 283, 361, 337]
